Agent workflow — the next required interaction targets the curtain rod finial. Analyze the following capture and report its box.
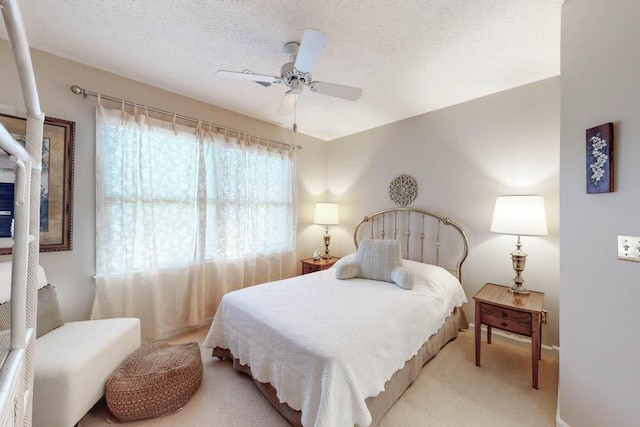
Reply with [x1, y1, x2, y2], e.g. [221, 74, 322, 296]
[70, 85, 85, 96]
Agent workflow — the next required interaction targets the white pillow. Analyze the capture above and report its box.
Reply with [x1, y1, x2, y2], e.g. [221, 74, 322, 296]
[355, 239, 403, 283]
[402, 259, 468, 304]
[0, 261, 48, 303]
[335, 261, 359, 279]
[335, 240, 415, 289]
[390, 265, 416, 290]
[331, 252, 356, 269]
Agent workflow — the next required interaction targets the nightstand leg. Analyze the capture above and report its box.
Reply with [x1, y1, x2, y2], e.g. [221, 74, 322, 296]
[475, 301, 481, 367]
[532, 312, 541, 389]
[487, 325, 492, 344]
[539, 321, 543, 360]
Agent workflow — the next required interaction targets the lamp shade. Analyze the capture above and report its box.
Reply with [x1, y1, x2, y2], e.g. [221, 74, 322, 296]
[313, 202, 339, 225]
[490, 195, 548, 236]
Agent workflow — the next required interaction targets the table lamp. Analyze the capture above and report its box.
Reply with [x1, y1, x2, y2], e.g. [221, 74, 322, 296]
[313, 202, 339, 259]
[490, 195, 548, 295]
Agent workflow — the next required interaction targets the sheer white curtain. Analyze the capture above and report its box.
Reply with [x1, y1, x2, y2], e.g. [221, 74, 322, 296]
[92, 106, 297, 339]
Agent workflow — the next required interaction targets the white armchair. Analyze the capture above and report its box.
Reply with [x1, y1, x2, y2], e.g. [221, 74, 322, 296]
[0, 262, 141, 427]
[34, 317, 140, 427]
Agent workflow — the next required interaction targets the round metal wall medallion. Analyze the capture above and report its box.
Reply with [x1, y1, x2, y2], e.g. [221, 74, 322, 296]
[389, 174, 418, 206]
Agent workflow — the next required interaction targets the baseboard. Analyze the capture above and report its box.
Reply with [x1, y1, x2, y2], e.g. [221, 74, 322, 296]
[556, 373, 568, 427]
[556, 413, 570, 427]
[468, 323, 559, 352]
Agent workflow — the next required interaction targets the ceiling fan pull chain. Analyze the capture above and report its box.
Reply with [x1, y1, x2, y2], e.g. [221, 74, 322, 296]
[293, 94, 298, 133]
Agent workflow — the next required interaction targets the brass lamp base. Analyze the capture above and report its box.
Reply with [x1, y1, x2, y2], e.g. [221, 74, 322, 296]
[509, 236, 530, 295]
[322, 227, 332, 259]
[509, 283, 530, 295]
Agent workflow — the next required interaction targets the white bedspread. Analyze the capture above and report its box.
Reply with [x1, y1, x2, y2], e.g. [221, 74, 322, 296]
[203, 265, 467, 427]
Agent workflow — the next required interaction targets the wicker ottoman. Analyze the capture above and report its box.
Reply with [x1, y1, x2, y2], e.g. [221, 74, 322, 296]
[105, 341, 203, 422]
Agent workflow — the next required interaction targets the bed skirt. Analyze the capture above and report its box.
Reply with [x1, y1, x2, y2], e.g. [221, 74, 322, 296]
[212, 307, 468, 427]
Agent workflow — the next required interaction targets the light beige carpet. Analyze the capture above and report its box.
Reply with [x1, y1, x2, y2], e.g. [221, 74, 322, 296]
[79, 328, 558, 427]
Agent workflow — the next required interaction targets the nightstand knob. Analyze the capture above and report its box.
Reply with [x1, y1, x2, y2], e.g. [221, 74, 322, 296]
[501, 322, 508, 328]
[501, 312, 508, 318]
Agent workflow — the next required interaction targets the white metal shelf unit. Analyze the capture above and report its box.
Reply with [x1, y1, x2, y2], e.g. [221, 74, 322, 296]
[0, 0, 45, 426]
[0, 125, 36, 427]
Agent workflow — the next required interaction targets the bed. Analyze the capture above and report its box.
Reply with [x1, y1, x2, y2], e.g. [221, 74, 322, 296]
[203, 207, 469, 426]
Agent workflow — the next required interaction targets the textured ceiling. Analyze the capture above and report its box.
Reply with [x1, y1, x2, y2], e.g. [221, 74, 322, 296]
[0, 0, 563, 141]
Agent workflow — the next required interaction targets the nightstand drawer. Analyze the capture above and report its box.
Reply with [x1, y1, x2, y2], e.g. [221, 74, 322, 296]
[300, 257, 340, 275]
[480, 303, 532, 335]
[302, 263, 319, 274]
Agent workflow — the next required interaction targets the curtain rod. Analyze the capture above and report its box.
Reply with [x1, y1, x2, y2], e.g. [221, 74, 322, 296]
[69, 85, 302, 150]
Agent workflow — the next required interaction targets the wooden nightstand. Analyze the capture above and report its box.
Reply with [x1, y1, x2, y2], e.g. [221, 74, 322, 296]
[300, 257, 340, 274]
[474, 283, 544, 389]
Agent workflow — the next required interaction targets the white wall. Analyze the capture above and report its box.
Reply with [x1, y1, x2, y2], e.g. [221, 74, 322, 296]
[0, 41, 562, 349]
[324, 78, 560, 346]
[559, 1, 640, 426]
[0, 41, 327, 321]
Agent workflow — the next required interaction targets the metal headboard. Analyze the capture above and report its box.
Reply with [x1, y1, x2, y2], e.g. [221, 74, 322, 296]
[353, 207, 469, 282]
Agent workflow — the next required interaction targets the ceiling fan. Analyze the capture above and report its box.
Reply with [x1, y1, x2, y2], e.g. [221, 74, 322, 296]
[216, 29, 363, 132]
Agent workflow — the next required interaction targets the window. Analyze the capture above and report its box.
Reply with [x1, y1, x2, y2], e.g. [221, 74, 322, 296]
[96, 107, 297, 276]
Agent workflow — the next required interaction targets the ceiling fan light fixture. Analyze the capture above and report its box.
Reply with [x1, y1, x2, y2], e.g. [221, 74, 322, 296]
[289, 79, 304, 94]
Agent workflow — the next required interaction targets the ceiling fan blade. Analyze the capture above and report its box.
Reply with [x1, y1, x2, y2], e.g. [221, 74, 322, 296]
[277, 91, 296, 116]
[216, 70, 281, 84]
[309, 81, 363, 101]
[294, 29, 328, 73]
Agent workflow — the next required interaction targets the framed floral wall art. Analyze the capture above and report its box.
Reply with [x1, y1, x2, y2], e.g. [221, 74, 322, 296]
[586, 122, 614, 194]
[0, 113, 75, 253]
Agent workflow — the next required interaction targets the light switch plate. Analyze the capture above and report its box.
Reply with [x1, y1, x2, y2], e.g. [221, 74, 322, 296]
[617, 235, 640, 262]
